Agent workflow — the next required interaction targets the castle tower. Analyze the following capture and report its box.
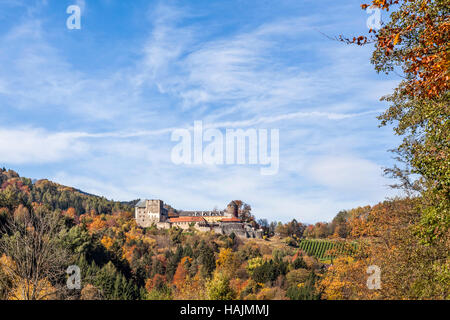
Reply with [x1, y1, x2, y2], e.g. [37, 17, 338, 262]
[226, 201, 239, 218]
[135, 199, 168, 227]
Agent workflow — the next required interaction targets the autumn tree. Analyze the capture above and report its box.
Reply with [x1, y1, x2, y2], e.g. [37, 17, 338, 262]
[0, 205, 72, 300]
[275, 219, 306, 239]
[316, 256, 374, 300]
[173, 256, 192, 289]
[320, 198, 449, 299]
[330, 211, 350, 238]
[215, 248, 241, 278]
[342, 0, 449, 242]
[342, 0, 448, 99]
[206, 271, 236, 300]
[325, 0, 450, 300]
[232, 200, 255, 223]
[145, 274, 172, 300]
[80, 283, 103, 300]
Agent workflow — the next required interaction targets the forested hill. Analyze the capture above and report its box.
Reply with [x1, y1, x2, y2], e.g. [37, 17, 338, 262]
[0, 168, 135, 215]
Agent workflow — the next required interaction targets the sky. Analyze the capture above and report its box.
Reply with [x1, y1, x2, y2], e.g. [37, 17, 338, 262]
[0, 0, 404, 223]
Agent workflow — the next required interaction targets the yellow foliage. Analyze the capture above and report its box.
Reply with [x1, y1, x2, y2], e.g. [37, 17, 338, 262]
[9, 278, 56, 300]
[0, 254, 17, 273]
[316, 256, 379, 300]
[1, 255, 56, 300]
[88, 215, 108, 232]
[173, 273, 207, 300]
[216, 248, 240, 277]
[255, 287, 287, 300]
[101, 236, 114, 250]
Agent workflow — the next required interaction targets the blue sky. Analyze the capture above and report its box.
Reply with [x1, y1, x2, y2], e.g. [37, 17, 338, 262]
[0, 0, 403, 223]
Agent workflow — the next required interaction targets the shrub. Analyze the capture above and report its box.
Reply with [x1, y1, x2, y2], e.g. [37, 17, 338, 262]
[207, 272, 236, 300]
[286, 268, 309, 287]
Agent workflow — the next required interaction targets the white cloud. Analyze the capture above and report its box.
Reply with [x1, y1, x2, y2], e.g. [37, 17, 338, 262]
[0, 2, 403, 223]
[0, 128, 88, 163]
[135, 6, 399, 126]
[306, 155, 392, 199]
[0, 19, 151, 123]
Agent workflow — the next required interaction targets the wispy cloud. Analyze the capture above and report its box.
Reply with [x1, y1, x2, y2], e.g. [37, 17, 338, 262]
[0, 19, 153, 124]
[0, 128, 88, 163]
[0, 1, 402, 222]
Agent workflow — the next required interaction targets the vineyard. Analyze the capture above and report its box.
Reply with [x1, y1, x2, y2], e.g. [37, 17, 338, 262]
[298, 239, 355, 262]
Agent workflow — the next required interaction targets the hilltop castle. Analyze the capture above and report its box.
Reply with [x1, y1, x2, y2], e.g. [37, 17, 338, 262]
[135, 199, 262, 238]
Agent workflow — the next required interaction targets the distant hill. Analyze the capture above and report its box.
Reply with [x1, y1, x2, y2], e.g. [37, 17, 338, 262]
[0, 168, 134, 216]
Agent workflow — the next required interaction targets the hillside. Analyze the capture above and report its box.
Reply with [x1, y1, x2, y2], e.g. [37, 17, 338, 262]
[0, 168, 327, 300]
[0, 168, 134, 216]
[1, 168, 447, 300]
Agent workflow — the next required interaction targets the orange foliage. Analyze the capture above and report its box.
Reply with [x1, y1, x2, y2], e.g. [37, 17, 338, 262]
[13, 204, 29, 222]
[173, 272, 206, 300]
[145, 274, 167, 292]
[88, 215, 108, 232]
[101, 236, 114, 250]
[1, 178, 30, 193]
[63, 207, 77, 220]
[346, 0, 449, 99]
[317, 256, 379, 300]
[230, 278, 249, 297]
[173, 256, 193, 288]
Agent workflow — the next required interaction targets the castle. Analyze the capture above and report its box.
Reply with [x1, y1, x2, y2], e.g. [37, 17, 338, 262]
[135, 199, 262, 238]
